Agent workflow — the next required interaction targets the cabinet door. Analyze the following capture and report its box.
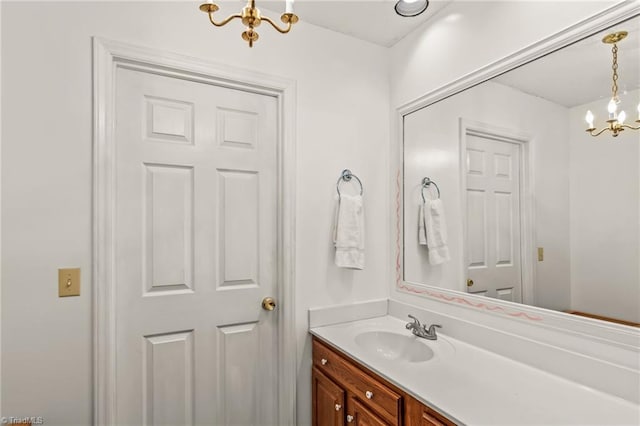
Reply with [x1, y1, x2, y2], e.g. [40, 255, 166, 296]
[348, 397, 390, 426]
[313, 367, 346, 426]
[405, 396, 455, 426]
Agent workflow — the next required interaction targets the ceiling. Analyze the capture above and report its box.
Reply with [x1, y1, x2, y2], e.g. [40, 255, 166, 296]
[258, 0, 453, 47]
[218, 1, 638, 107]
[493, 16, 640, 108]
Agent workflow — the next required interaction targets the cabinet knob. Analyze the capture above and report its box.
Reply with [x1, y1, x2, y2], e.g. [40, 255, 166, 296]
[321, 358, 328, 365]
[365, 390, 373, 399]
[346, 415, 354, 423]
[335, 404, 342, 411]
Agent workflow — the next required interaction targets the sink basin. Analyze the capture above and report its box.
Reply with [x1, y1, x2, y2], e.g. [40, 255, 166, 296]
[354, 331, 434, 363]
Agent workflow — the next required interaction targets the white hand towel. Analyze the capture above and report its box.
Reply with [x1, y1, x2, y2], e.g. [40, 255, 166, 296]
[333, 194, 365, 269]
[418, 203, 427, 245]
[424, 199, 450, 265]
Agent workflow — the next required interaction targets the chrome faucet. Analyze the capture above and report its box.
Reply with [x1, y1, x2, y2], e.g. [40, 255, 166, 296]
[406, 315, 442, 340]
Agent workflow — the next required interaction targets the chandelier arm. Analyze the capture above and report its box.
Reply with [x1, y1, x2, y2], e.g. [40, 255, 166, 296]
[261, 15, 293, 34]
[207, 12, 243, 27]
[620, 124, 640, 131]
[587, 127, 612, 137]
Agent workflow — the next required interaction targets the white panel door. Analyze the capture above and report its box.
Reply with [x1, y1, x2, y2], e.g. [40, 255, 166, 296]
[114, 67, 279, 425]
[465, 134, 522, 302]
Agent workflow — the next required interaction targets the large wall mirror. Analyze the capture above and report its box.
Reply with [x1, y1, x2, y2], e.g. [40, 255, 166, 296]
[401, 13, 639, 328]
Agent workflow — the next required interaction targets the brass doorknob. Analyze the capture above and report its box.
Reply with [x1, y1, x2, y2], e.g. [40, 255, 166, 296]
[467, 279, 474, 287]
[262, 297, 276, 311]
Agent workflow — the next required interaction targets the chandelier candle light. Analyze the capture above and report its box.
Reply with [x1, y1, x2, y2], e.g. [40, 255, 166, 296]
[199, 0, 298, 47]
[585, 31, 640, 137]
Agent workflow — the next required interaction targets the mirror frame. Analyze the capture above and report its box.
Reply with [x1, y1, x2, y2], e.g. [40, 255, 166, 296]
[393, 2, 640, 349]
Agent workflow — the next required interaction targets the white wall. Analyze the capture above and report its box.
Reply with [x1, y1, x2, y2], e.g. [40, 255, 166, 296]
[1, 0, 633, 423]
[569, 90, 640, 322]
[403, 81, 572, 310]
[390, 0, 620, 306]
[0, 2, 390, 424]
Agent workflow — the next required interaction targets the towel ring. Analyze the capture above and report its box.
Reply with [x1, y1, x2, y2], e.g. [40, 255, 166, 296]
[336, 169, 363, 197]
[421, 177, 440, 202]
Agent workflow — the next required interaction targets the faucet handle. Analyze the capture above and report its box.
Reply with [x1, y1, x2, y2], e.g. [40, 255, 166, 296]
[427, 324, 442, 333]
[407, 314, 421, 326]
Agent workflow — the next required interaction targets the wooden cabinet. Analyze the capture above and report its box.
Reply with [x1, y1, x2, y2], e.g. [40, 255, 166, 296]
[405, 396, 454, 426]
[313, 367, 345, 426]
[349, 397, 389, 426]
[312, 337, 456, 426]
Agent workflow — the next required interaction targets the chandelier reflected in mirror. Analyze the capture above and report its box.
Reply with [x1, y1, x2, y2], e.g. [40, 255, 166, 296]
[199, 0, 299, 48]
[585, 31, 640, 137]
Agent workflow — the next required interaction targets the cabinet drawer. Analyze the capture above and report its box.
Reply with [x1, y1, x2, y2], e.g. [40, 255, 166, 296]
[313, 340, 401, 425]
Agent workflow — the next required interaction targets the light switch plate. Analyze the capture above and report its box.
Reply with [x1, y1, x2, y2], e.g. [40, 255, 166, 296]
[59, 268, 80, 297]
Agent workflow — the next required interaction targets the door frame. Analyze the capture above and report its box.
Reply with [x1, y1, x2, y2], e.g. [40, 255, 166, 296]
[459, 119, 535, 305]
[92, 37, 297, 426]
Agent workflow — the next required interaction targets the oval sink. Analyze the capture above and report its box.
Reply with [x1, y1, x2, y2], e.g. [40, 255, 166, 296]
[354, 331, 434, 363]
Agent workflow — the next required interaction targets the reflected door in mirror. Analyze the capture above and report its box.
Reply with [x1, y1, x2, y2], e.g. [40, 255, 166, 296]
[465, 133, 522, 302]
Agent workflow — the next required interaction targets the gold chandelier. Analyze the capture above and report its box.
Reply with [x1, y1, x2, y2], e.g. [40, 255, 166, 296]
[199, 0, 299, 48]
[585, 31, 640, 137]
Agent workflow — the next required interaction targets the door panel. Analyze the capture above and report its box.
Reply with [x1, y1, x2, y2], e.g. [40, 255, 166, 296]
[143, 164, 194, 295]
[495, 191, 514, 266]
[466, 189, 487, 268]
[145, 95, 195, 144]
[465, 133, 522, 302]
[115, 67, 278, 425]
[217, 322, 261, 425]
[217, 169, 259, 288]
[143, 331, 195, 425]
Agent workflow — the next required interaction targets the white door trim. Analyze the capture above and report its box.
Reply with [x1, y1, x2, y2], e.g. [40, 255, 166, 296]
[0, 2, 3, 415]
[459, 119, 535, 304]
[92, 37, 297, 426]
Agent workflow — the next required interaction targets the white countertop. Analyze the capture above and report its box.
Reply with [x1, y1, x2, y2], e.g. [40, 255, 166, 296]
[310, 315, 640, 426]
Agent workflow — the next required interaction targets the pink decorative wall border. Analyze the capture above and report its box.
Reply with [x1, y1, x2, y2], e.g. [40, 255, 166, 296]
[395, 169, 402, 288]
[393, 168, 543, 323]
[398, 282, 543, 321]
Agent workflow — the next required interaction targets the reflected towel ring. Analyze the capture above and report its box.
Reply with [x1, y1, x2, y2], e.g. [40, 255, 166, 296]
[421, 177, 440, 202]
[336, 169, 364, 197]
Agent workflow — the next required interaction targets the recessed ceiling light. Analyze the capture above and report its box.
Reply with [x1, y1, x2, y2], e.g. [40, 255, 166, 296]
[395, 0, 429, 17]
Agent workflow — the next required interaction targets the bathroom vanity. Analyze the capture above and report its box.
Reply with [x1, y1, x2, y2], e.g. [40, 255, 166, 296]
[310, 313, 640, 426]
[312, 337, 453, 426]
[366, 6, 640, 424]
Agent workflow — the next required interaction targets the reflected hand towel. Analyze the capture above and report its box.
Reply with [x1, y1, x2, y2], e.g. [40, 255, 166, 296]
[418, 203, 427, 245]
[425, 199, 450, 265]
